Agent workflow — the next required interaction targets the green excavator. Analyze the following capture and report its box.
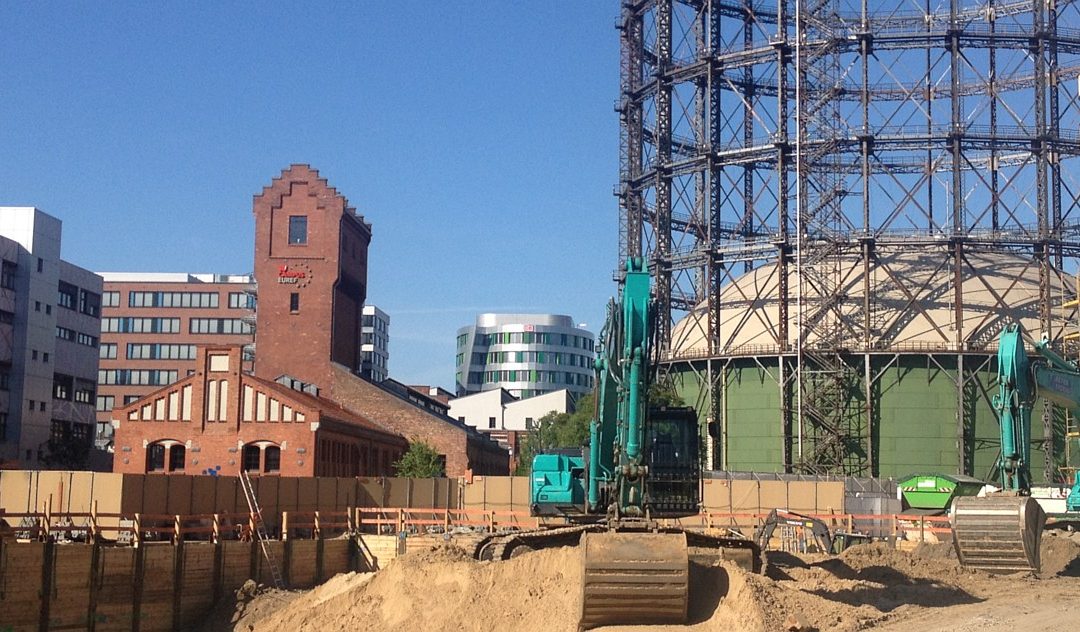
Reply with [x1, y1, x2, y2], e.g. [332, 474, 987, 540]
[951, 322, 1080, 573]
[474, 259, 760, 629]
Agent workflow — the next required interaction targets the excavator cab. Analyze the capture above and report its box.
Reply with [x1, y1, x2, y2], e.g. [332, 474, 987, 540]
[645, 406, 701, 517]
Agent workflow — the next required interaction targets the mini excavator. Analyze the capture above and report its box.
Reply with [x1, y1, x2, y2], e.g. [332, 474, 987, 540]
[474, 259, 760, 629]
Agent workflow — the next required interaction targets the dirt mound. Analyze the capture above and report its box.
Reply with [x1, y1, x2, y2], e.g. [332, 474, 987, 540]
[205, 541, 998, 632]
[199, 580, 302, 632]
[1040, 532, 1080, 576]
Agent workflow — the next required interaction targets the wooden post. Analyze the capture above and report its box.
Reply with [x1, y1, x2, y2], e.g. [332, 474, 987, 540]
[919, 516, 925, 542]
[488, 511, 495, 533]
[39, 537, 55, 632]
[845, 513, 853, 534]
[890, 514, 898, 546]
[90, 501, 99, 544]
[444, 508, 451, 532]
[133, 513, 143, 547]
[212, 514, 221, 545]
[173, 515, 182, 544]
[313, 511, 321, 540]
[211, 514, 224, 605]
[282, 511, 290, 542]
[87, 537, 102, 632]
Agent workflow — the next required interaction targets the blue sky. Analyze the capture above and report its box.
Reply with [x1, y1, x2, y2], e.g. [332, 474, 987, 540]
[0, 2, 622, 388]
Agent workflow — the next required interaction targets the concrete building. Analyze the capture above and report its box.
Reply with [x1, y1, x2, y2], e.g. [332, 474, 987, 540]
[110, 345, 406, 476]
[0, 207, 102, 469]
[449, 388, 573, 472]
[455, 314, 595, 399]
[96, 273, 255, 446]
[360, 304, 389, 382]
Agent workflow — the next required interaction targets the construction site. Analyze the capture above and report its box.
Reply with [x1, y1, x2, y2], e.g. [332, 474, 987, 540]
[4, 0, 1080, 630]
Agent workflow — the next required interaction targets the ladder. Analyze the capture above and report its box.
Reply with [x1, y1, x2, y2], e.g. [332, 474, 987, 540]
[240, 470, 285, 589]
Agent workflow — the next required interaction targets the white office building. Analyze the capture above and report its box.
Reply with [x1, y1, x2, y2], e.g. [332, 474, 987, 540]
[0, 207, 103, 468]
[455, 313, 594, 398]
[360, 304, 389, 382]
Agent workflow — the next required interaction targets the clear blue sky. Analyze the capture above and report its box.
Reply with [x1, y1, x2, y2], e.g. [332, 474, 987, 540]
[0, 2, 622, 388]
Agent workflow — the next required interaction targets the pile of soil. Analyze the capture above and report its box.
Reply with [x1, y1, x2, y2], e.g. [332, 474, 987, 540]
[1040, 531, 1080, 576]
[206, 538, 1079, 632]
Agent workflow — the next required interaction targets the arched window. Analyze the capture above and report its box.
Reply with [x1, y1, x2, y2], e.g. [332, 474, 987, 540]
[169, 444, 186, 471]
[242, 441, 282, 474]
[146, 440, 184, 473]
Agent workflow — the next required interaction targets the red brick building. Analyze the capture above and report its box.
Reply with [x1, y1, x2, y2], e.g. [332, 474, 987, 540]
[111, 345, 406, 476]
[95, 273, 255, 441]
[110, 165, 508, 477]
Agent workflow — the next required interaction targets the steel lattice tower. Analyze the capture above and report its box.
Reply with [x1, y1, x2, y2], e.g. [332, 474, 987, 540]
[618, 0, 1080, 477]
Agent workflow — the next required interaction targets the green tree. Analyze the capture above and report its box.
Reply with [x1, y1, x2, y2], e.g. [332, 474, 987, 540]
[515, 393, 595, 474]
[393, 441, 445, 478]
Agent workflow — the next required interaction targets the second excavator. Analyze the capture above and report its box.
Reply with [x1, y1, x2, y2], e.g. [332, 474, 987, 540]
[951, 322, 1080, 573]
[474, 259, 760, 629]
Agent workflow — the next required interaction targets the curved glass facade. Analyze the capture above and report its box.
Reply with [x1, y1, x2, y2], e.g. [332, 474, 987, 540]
[455, 314, 595, 399]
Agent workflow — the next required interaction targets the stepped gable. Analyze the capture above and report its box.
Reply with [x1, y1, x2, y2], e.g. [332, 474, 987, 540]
[253, 164, 369, 230]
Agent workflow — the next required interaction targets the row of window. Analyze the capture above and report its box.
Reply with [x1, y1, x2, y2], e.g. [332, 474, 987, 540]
[129, 291, 218, 308]
[147, 441, 283, 474]
[57, 281, 101, 317]
[470, 331, 595, 350]
[125, 343, 197, 360]
[101, 290, 255, 310]
[97, 369, 179, 386]
[102, 317, 181, 333]
[53, 373, 95, 403]
[469, 370, 593, 387]
[56, 325, 99, 348]
[190, 318, 253, 335]
[460, 350, 593, 368]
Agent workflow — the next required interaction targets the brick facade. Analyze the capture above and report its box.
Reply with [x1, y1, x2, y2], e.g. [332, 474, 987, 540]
[328, 365, 507, 476]
[252, 164, 370, 388]
[111, 345, 406, 476]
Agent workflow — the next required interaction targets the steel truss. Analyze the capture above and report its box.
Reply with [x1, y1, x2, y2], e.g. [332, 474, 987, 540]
[617, 0, 1080, 477]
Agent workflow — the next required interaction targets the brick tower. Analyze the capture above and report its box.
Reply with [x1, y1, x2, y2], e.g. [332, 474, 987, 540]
[252, 165, 371, 389]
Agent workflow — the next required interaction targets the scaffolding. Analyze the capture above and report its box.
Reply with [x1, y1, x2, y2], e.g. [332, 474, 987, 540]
[617, 0, 1080, 477]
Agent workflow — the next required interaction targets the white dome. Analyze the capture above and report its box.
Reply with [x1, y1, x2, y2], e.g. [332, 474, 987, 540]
[670, 249, 1076, 356]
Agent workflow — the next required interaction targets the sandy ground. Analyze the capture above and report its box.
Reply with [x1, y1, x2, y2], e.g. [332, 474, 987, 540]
[202, 530, 1080, 632]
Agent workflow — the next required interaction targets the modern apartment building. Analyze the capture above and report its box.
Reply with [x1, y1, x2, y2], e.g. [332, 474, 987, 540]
[455, 314, 595, 399]
[0, 207, 103, 469]
[95, 272, 255, 443]
[360, 304, 389, 382]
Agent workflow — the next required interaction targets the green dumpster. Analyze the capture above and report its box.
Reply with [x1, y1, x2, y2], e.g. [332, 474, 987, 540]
[898, 473, 986, 512]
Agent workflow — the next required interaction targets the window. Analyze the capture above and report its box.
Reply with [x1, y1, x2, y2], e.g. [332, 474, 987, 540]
[0, 370, 8, 390]
[76, 332, 97, 348]
[0, 412, 6, 440]
[53, 374, 72, 400]
[101, 291, 120, 307]
[99, 343, 117, 359]
[0, 309, 13, 324]
[37, 258, 43, 273]
[288, 216, 308, 244]
[96, 395, 114, 412]
[264, 446, 281, 473]
[488, 416, 496, 429]
[58, 281, 77, 309]
[228, 292, 255, 309]
[147, 444, 166, 472]
[42, 352, 49, 363]
[45, 305, 51, 315]
[189, 318, 253, 335]
[74, 385, 94, 404]
[0, 261, 15, 290]
[28, 399, 34, 411]
[40, 401, 46, 412]
[56, 326, 76, 342]
[79, 290, 101, 317]
[126, 343, 195, 360]
[169, 445, 186, 472]
[290, 292, 299, 312]
[35, 301, 41, 312]
[102, 317, 180, 333]
[242, 444, 262, 472]
[31, 349, 38, 360]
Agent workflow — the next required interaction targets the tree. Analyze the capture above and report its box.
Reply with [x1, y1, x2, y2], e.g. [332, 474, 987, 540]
[393, 441, 445, 478]
[515, 393, 595, 475]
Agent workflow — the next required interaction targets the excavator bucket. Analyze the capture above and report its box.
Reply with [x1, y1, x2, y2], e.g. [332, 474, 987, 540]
[579, 531, 689, 630]
[951, 495, 1046, 574]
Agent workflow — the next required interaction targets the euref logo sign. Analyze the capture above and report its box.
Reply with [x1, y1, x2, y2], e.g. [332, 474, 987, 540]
[277, 263, 310, 285]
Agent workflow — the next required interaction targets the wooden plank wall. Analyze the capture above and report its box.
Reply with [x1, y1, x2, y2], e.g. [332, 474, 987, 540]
[0, 538, 364, 632]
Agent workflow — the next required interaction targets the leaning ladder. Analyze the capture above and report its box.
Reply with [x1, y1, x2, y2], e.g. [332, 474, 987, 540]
[240, 470, 285, 589]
